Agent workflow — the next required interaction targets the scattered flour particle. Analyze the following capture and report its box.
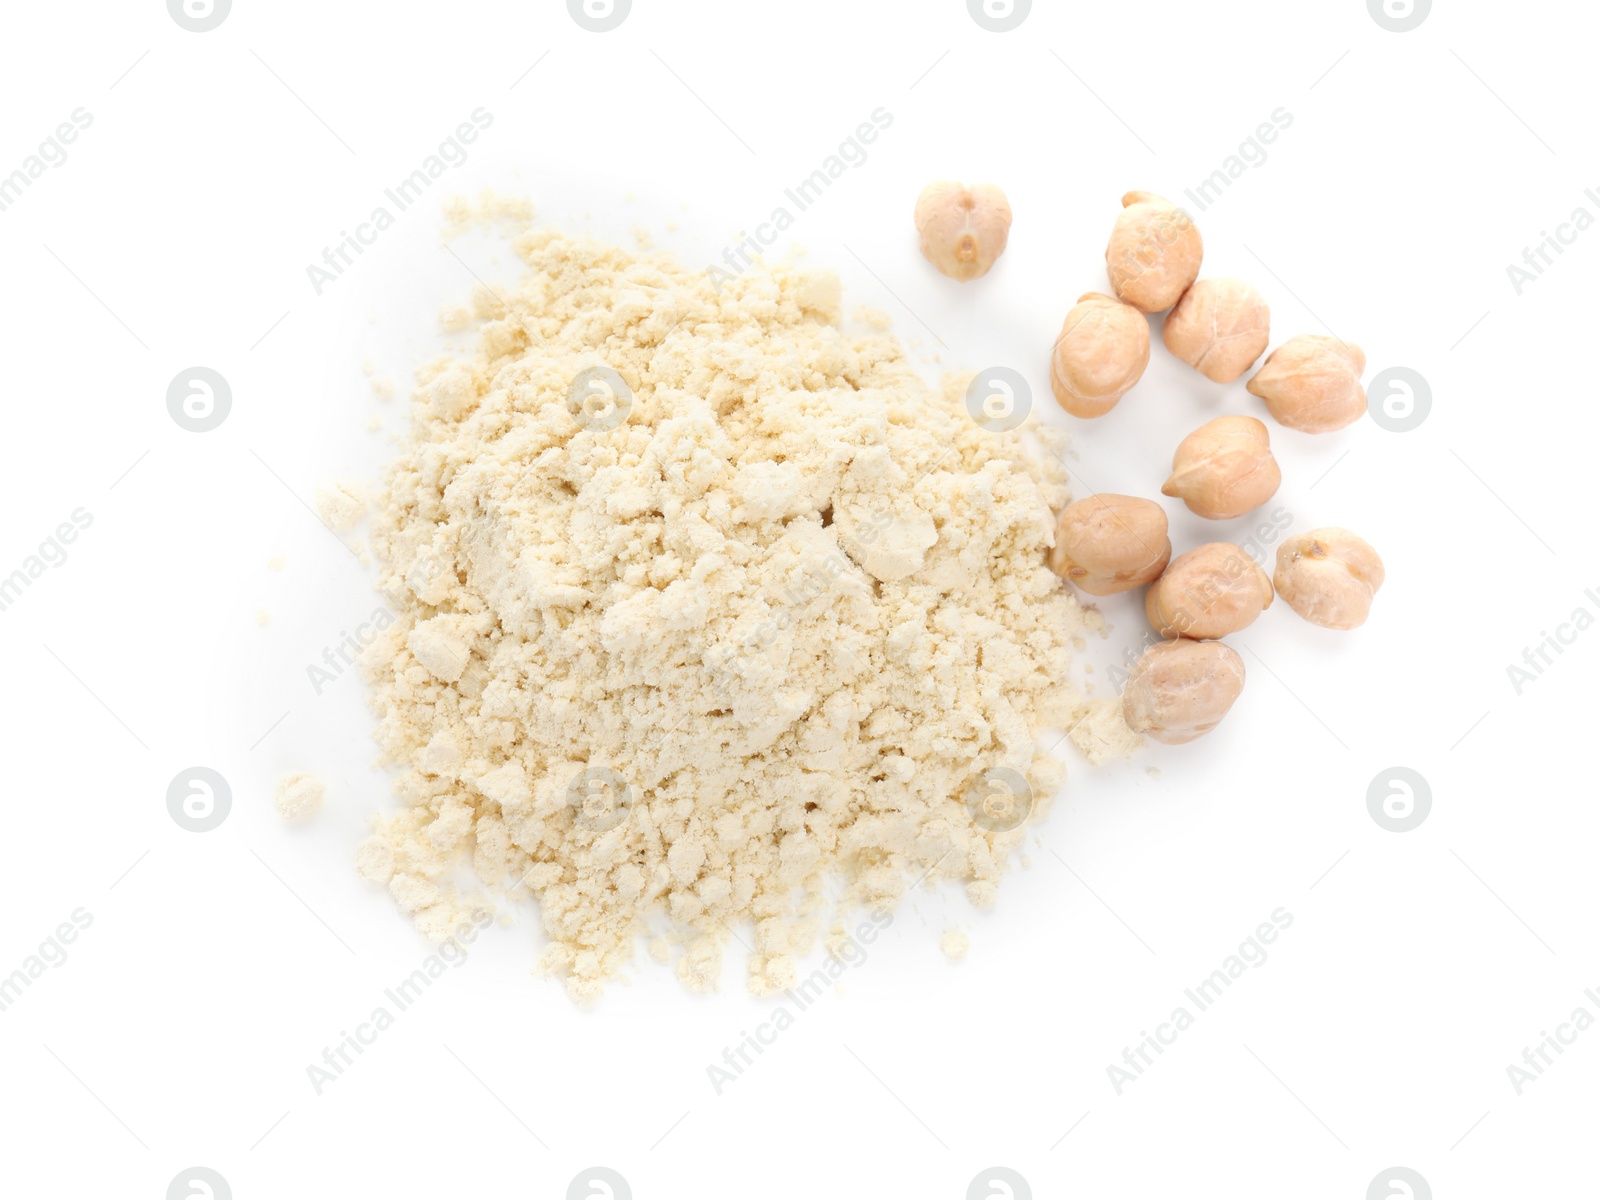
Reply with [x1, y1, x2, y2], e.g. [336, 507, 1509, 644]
[275, 772, 325, 821]
[439, 303, 473, 332]
[366, 416, 383, 433]
[256, 608, 270, 627]
[854, 305, 892, 331]
[315, 483, 367, 532]
[1070, 698, 1144, 765]
[267, 555, 285, 571]
[941, 930, 969, 961]
[370, 377, 394, 401]
[1147, 766, 1162, 781]
[630, 223, 653, 249]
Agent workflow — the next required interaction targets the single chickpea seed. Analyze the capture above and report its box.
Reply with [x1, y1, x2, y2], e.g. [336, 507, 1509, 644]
[1050, 293, 1151, 418]
[1049, 494, 1171, 595]
[1123, 639, 1246, 745]
[1104, 190, 1204, 313]
[1163, 278, 1270, 383]
[914, 181, 1012, 282]
[1163, 415, 1281, 520]
[1273, 527, 1385, 630]
[1247, 335, 1367, 433]
[1145, 543, 1274, 639]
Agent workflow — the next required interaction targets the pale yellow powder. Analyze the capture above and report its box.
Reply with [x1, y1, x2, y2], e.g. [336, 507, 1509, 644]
[358, 226, 1113, 1002]
[276, 772, 325, 820]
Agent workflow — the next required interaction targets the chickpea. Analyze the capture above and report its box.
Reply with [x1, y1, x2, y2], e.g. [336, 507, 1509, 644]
[1247, 335, 1367, 433]
[1163, 279, 1270, 383]
[1123, 639, 1245, 745]
[914, 182, 1012, 282]
[1145, 543, 1274, 639]
[1049, 494, 1171, 595]
[1273, 527, 1385, 629]
[1162, 416, 1281, 520]
[1104, 191, 1203, 313]
[1049, 293, 1150, 418]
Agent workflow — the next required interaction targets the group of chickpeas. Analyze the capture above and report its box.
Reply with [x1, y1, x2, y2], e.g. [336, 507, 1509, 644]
[914, 185, 1385, 745]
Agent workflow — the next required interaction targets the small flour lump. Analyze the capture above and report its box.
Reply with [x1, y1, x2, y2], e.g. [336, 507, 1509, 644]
[358, 224, 1114, 1001]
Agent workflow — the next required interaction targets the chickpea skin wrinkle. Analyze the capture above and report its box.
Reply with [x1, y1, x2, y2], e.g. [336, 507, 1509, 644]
[1162, 415, 1281, 520]
[1247, 335, 1367, 433]
[1048, 494, 1170, 595]
[914, 181, 1012, 281]
[1105, 190, 1203, 313]
[1050, 293, 1150, 418]
[1163, 278, 1270, 383]
[1123, 639, 1246, 745]
[1274, 528, 1385, 629]
[1145, 543, 1274, 639]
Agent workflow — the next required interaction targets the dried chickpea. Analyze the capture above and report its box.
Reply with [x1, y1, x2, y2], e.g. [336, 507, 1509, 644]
[1049, 293, 1150, 418]
[1274, 528, 1385, 629]
[1247, 335, 1367, 433]
[1049, 494, 1171, 595]
[1162, 415, 1281, 520]
[914, 182, 1012, 281]
[1163, 279, 1270, 383]
[1123, 639, 1246, 745]
[1104, 191, 1203, 313]
[1145, 543, 1274, 639]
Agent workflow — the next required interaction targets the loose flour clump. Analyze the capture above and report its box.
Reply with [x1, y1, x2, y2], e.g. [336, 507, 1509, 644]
[359, 224, 1114, 1001]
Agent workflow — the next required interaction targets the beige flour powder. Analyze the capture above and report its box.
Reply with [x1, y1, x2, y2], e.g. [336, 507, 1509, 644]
[356, 221, 1126, 1001]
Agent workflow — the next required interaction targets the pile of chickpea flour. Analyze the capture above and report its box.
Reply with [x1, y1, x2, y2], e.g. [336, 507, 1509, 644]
[353, 214, 1135, 1001]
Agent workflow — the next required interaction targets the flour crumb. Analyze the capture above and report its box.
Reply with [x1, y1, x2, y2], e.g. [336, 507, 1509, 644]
[1147, 766, 1162, 781]
[370, 377, 394, 401]
[630, 223, 653, 249]
[1069, 698, 1143, 764]
[941, 930, 969, 961]
[439, 303, 474, 333]
[275, 772, 326, 821]
[854, 305, 892, 331]
[358, 222, 1106, 1002]
[315, 483, 367, 532]
[256, 608, 270, 627]
[268, 555, 285, 571]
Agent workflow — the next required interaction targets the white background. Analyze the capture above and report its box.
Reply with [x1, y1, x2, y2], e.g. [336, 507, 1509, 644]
[1, 1, 1592, 1197]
